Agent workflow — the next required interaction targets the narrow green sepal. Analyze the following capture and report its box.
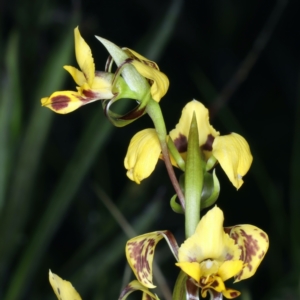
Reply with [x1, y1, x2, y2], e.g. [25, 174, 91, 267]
[172, 271, 187, 300]
[167, 137, 186, 171]
[206, 155, 217, 171]
[170, 194, 184, 214]
[201, 169, 220, 210]
[185, 112, 203, 237]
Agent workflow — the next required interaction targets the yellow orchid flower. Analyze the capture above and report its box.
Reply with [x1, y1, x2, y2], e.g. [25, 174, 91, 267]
[49, 270, 82, 300]
[125, 206, 269, 299]
[41, 27, 169, 126]
[124, 100, 253, 189]
[41, 27, 114, 114]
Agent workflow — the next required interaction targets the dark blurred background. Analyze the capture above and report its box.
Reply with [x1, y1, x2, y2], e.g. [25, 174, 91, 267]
[0, 0, 299, 299]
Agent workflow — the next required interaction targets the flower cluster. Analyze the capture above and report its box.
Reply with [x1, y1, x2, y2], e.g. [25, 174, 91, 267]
[44, 27, 268, 300]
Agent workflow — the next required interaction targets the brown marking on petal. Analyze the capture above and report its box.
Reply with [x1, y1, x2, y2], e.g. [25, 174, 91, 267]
[240, 229, 259, 270]
[201, 134, 215, 151]
[51, 95, 71, 111]
[82, 89, 99, 100]
[144, 294, 152, 300]
[127, 238, 155, 283]
[258, 251, 265, 259]
[173, 134, 188, 153]
[121, 106, 146, 120]
[57, 287, 60, 295]
[118, 282, 135, 299]
[230, 291, 239, 297]
[225, 253, 233, 261]
[210, 280, 220, 288]
[260, 232, 269, 242]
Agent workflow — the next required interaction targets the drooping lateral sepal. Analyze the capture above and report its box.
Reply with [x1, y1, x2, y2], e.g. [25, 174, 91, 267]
[126, 231, 179, 288]
[49, 270, 82, 300]
[118, 280, 160, 300]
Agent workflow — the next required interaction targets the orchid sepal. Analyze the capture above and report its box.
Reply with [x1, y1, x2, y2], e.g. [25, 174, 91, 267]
[118, 280, 160, 300]
[126, 231, 179, 288]
[49, 270, 82, 300]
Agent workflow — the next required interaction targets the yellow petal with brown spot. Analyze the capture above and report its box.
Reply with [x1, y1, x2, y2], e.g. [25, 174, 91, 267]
[222, 288, 241, 299]
[126, 232, 165, 288]
[169, 100, 220, 153]
[41, 90, 83, 114]
[226, 224, 269, 282]
[49, 270, 82, 300]
[201, 275, 226, 296]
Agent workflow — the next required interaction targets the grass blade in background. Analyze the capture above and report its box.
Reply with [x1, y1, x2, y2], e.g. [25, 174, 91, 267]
[0, 30, 22, 211]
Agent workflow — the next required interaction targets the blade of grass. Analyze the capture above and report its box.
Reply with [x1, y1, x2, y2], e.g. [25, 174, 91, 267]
[1, 18, 79, 300]
[0, 30, 22, 211]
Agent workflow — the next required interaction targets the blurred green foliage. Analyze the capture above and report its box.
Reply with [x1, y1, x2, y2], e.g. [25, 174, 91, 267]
[0, 0, 299, 299]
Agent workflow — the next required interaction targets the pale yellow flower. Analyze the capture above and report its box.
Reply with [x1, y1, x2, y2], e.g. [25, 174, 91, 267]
[124, 100, 253, 189]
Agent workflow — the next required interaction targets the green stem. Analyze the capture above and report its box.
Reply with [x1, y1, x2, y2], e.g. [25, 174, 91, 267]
[184, 113, 203, 238]
[146, 99, 185, 210]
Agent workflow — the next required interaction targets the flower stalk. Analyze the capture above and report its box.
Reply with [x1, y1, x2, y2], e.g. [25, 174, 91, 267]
[146, 98, 185, 210]
[184, 112, 203, 238]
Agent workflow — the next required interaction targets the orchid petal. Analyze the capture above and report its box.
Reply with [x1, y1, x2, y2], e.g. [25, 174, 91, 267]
[169, 100, 220, 155]
[123, 48, 169, 102]
[118, 280, 159, 300]
[126, 231, 178, 288]
[175, 262, 201, 282]
[221, 288, 241, 299]
[64, 65, 86, 86]
[201, 276, 226, 296]
[49, 270, 82, 300]
[74, 27, 95, 86]
[41, 90, 84, 114]
[218, 260, 243, 281]
[212, 133, 253, 189]
[225, 225, 269, 282]
[124, 129, 161, 184]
